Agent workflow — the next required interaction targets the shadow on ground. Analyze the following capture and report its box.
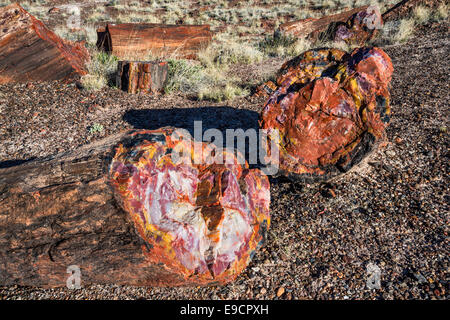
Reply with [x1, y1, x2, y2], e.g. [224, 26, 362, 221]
[0, 158, 36, 169]
[123, 107, 260, 137]
[123, 107, 271, 170]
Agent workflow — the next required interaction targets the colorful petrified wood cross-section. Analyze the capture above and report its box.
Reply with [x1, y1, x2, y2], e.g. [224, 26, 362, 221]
[109, 128, 270, 285]
[260, 47, 393, 181]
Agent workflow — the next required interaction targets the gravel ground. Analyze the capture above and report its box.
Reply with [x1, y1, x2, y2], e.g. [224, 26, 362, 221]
[0, 24, 448, 300]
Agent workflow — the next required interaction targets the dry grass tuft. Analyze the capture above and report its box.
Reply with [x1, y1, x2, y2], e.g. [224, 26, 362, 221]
[394, 18, 416, 43]
[413, 5, 431, 25]
[81, 50, 118, 91]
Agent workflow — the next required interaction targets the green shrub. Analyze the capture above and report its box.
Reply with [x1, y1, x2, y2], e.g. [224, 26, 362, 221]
[164, 59, 248, 101]
[198, 83, 249, 102]
[89, 123, 104, 134]
[81, 51, 118, 91]
[258, 30, 297, 57]
[164, 59, 204, 94]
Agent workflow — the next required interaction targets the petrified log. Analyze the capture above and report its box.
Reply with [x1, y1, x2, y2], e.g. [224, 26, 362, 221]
[259, 47, 393, 182]
[0, 128, 270, 288]
[0, 3, 89, 84]
[97, 23, 212, 59]
[279, 6, 369, 39]
[116, 61, 168, 94]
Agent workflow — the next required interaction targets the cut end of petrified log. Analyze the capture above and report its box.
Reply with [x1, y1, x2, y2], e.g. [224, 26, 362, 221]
[260, 47, 393, 182]
[0, 3, 89, 84]
[109, 128, 271, 284]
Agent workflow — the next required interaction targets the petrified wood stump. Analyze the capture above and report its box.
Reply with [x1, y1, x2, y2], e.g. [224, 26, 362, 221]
[97, 23, 212, 59]
[0, 3, 89, 84]
[116, 61, 168, 94]
[0, 129, 270, 288]
[259, 47, 393, 182]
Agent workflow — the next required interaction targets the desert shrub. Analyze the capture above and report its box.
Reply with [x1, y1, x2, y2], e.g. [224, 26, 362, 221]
[81, 51, 118, 91]
[413, 5, 431, 24]
[217, 42, 263, 65]
[0, 0, 11, 8]
[54, 25, 98, 46]
[258, 30, 297, 57]
[89, 123, 104, 134]
[164, 59, 248, 102]
[373, 17, 416, 45]
[81, 74, 107, 91]
[89, 51, 119, 78]
[394, 18, 416, 43]
[164, 59, 204, 93]
[107, 0, 119, 6]
[435, 3, 448, 21]
[198, 83, 249, 102]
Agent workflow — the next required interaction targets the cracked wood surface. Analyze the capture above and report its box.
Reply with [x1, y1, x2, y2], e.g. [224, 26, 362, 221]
[0, 132, 192, 288]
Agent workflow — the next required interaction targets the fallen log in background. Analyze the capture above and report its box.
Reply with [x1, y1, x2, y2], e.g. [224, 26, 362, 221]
[0, 3, 89, 84]
[97, 23, 212, 59]
[116, 61, 168, 94]
[279, 6, 368, 39]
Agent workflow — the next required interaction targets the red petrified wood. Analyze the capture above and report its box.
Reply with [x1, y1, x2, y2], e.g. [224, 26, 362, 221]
[116, 61, 168, 94]
[259, 47, 394, 182]
[109, 128, 270, 284]
[0, 129, 270, 287]
[0, 3, 89, 84]
[97, 23, 212, 59]
[279, 6, 369, 39]
[279, 6, 383, 45]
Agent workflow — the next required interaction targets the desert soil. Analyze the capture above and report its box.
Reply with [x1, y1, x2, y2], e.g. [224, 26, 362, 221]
[0, 24, 448, 299]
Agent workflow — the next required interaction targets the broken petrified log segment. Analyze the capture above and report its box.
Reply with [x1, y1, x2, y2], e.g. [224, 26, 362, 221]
[279, 6, 368, 39]
[279, 5, 383, 45]
[109, 128, 270, 284]
[0, 3, 89, 84]
[259, 47, 393, 182]
[0, 129, 270, 287]
[319, 6, 383, 45]
[116, 61, 168, 94]
[97, 23, 212, 59]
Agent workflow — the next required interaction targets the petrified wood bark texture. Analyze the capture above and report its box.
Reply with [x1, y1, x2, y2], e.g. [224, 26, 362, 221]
[97, 23, 212, 59]
[0, 129, 270, 288]
[116, 61, 168, 94]
[259, 47, 393, 182]
[0, 3, 89, 84]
